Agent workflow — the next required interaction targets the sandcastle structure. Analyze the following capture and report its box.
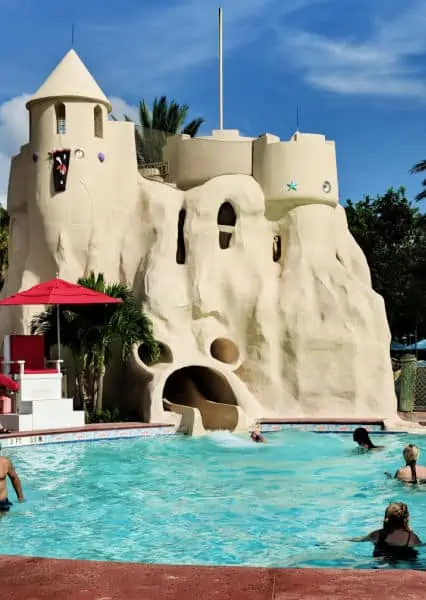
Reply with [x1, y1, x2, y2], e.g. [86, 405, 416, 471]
[0, 49, 398, 434]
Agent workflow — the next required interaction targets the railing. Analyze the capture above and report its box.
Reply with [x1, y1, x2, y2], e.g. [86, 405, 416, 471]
[1, 359, 64, 414]
[139, 161, 170, 181]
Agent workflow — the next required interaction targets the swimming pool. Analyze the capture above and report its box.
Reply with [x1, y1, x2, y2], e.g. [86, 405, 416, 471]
[2, 430, 426, 569]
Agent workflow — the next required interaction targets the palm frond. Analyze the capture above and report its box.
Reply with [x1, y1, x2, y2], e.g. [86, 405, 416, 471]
[410, 160, 426, 174]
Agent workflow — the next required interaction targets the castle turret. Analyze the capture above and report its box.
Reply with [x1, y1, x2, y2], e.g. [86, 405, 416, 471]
[26, 49, 111, 145]
[253, 132, 339, 221]
[9, 49, 138, 282]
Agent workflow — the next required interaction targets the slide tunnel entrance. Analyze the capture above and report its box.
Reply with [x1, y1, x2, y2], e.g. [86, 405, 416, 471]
[163, 366, 240, 431]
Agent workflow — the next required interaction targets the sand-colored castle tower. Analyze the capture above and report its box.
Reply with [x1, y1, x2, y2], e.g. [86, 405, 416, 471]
[1, 50, 399, 433]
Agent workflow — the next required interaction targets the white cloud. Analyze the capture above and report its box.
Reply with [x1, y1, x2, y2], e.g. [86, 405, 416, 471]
[86, 0, 326, 95]
[277, 0, 426, 98]
[0, 96, 138, 207]
[0, 94, 30, 207]
[109, 97, 139, 122]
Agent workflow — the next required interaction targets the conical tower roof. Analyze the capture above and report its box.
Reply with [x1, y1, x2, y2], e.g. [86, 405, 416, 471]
[26, 49, 111, 112]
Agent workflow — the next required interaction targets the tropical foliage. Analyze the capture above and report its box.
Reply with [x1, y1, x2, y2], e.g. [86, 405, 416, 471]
[345, 187, 426, 339]
[0, 206, 9, 290]
[410, 159, 426, 201]
[112, 95, 204, 165]
[31, 272, 159, 416]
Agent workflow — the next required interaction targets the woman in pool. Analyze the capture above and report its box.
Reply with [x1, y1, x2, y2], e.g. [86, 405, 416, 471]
[353, 427, 383, 450]
[386, 444, 426, 484]
[352, 502, 422, 559]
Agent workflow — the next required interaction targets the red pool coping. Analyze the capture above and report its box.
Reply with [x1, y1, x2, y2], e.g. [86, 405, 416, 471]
[0, 421, 175, 440]
[1, 557, 426, 599]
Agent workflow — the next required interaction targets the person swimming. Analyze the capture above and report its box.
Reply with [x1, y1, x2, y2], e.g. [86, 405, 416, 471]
[353, 427, 383, 450]
[351, 502, 422, 560]
[386, 444, 426, 484]
[250, 430, 266, 443]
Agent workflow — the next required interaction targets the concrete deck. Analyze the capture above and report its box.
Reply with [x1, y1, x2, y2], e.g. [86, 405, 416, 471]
[1, 557, 425, 599]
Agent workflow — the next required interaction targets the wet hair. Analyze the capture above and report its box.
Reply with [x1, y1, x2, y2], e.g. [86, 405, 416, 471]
[353, 427, 377, 449]
[403, 444, 419, 484]
[384, 502, 410, 532]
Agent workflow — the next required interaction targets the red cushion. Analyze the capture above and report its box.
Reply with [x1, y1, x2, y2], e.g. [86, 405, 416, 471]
[23, 369, 58, 374]
[9, 335, 46, 372]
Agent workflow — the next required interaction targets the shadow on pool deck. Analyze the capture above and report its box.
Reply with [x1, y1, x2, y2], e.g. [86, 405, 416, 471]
[1, 556, 426, 599]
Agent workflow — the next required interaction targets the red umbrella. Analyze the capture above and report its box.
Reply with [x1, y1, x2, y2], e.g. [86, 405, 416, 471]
[0, 373, 19, 393]
[0, 277, 122, 360]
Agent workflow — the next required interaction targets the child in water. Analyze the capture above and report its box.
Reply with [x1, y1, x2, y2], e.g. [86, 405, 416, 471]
[250, 426, 266, 443]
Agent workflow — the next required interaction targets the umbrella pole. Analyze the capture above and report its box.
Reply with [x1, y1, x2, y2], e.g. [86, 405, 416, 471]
[56, 303, 61, 362]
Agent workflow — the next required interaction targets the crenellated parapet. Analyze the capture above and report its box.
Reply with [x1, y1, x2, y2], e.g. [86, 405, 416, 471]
[163, 129, 339, 219]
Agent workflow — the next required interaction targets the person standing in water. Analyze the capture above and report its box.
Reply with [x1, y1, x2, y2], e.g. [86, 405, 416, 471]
[353, 427, 383, 451]
[0, 443, 24, 511]
[351, 502, 422, 560]
[386, 444, 426, 483]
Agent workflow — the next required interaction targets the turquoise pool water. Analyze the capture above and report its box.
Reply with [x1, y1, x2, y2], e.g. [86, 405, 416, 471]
[2, 430, 426, 569]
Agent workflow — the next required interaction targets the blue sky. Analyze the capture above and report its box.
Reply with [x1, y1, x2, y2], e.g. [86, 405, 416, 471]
[0, 0, 425, 206]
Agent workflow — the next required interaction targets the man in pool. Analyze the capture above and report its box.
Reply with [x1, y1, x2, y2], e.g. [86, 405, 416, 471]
[0, 443, 24, 510]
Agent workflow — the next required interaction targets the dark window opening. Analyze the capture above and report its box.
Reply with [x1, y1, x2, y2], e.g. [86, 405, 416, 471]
[55, 103, 66, 134]
[273, 235, 282, 262]
[176, 209, 186, 264]
[217, 201, 236, 250]
[94, 105, 103, 138]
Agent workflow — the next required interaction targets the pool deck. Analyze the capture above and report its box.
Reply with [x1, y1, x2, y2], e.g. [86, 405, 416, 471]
[1, 557, 426, 599]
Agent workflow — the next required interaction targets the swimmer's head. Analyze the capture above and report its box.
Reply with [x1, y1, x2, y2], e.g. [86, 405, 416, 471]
[384, 502, 410, 530]
[403, 444, 419, 464]
[353, 427, 373, 447]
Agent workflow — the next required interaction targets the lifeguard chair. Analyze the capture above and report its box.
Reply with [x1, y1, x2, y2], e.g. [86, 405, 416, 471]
[1, 334, 84, 431]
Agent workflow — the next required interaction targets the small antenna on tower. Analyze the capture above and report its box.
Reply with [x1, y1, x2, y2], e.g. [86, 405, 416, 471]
[71, 23, 75, 48]
[218, 7, 224, 130]
[296, 106, 300, 132]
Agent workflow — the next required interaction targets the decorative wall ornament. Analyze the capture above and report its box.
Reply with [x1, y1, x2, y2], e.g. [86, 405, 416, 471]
[52, 149, 71, 193]
[97, 152, 105, 162]
[75, 148, 85, 159]
[286, 181, 298, 192]
[32, 152, 39, 163]
[323, 181, 332, 194]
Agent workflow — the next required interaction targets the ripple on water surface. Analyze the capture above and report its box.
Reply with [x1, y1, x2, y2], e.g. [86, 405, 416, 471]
[2, 429, 426, 569]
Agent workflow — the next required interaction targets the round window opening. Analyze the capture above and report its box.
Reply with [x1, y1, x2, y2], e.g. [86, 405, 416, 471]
[323, 180, 332, 194]
[138, 342, 173, 367]
[210, 338, 240, 364]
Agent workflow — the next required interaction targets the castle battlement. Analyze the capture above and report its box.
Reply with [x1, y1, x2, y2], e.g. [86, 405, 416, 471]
[164, 129, 339, 217]
[163, 129, 253, 190]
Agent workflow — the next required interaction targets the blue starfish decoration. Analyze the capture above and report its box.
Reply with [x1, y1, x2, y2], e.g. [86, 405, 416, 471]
[287, 181, 298, 192]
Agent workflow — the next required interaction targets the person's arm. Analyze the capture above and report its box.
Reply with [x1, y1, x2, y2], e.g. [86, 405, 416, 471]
[385, 469, 400, 479]
[7, 459, 24, 501]
[350, 530, 379, 543]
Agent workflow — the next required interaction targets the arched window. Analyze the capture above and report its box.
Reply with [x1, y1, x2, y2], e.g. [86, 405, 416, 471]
[217, 201, 236, 249]
[94, 105, 103, 138]
[55, 103, 66, 134]
[176, 209, 186, 264]
[273, 235, 282, 262]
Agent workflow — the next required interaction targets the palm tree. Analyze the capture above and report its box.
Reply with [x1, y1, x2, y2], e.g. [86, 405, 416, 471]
[112, 96, 204, 166]
[31, 272, 159, 415]
[410, 160, 426, 201]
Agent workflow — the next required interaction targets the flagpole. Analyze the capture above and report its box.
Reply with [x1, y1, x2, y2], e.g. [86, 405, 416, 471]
[218, 6, 224, 130]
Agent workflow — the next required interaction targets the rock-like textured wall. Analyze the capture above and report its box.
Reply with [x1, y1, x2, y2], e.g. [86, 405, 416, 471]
[1, 167, 397, 424]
